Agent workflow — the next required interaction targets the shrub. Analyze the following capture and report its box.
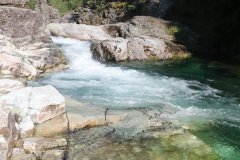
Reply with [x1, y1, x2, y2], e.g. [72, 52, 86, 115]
[28, 0, 36, 10]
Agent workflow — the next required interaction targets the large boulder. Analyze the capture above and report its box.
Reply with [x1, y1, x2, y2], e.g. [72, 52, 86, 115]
[91, 36, 188, 62]
[91, 16, 191, 62]
[29, 85, 65, 124]
[0, 85, 65, 139]
[0, 6, 68, 79]
[66, 97, 124, 131]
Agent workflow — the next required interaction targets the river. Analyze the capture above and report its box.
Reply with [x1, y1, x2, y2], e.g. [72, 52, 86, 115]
[31, 37, 240, 159]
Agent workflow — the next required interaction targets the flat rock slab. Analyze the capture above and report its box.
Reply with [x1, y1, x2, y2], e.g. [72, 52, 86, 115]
[66, 97, 126, 131]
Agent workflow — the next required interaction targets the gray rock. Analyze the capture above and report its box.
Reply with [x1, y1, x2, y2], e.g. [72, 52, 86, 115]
[66, 97, 125, 131]
[0, 7, 68, 79]
[108, 110, 150, 138]
[0, 85, 66, 139]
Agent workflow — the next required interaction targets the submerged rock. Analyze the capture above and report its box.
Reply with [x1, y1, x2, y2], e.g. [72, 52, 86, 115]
[66, 97, 126, 131]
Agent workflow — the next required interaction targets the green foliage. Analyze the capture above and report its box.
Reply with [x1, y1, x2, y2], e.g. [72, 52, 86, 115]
[127, 4, 136, 11]
[28, 0, 36, 10]
[167, 25, 181, 36]
[47, 0, 149, 14]
[47, 0, 83, 13]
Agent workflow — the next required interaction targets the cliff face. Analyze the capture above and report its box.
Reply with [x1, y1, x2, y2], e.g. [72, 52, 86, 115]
[164, 0, 240, 62]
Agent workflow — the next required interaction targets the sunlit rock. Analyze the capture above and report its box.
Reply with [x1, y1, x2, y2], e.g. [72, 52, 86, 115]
[0, 79, 24, 96]
[28, 85, 65, 124]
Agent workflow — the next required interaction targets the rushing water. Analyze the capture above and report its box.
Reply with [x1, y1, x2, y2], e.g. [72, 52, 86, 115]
[31, 37, 240, 159]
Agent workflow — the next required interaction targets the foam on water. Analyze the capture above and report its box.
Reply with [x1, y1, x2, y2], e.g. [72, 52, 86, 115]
[31, 37, 240, 159]
[32, 37, 239, 122]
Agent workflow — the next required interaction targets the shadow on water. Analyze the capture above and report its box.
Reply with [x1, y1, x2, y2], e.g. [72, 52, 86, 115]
[191, 119, 240, 160]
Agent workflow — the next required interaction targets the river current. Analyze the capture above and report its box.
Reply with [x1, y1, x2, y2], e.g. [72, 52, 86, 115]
[31, 37, 240, 159]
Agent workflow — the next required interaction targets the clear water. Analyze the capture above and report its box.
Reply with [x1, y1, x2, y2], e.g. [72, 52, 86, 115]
[31, 37, 240, 159]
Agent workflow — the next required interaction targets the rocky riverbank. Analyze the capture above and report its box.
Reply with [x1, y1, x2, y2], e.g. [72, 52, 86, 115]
[0, 1, 221, 160]
[0, 78, 219, 159]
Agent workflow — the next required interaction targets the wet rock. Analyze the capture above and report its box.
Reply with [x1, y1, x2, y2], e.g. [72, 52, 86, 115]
[34, 113, 68, 137]
[66, 97, 125, 131]
[108, 110, 150, 138]
[91, 38, 129, 62]
[42, 150, 65, 160]
[23, 137, 67, 157]
[0, 79, 24, 95]
[67, 126, 116, 160]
